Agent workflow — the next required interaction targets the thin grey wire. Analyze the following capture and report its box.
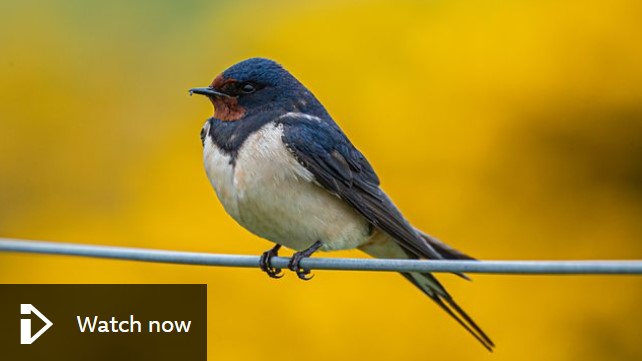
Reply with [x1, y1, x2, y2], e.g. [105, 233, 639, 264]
[1, 238, 642, 275]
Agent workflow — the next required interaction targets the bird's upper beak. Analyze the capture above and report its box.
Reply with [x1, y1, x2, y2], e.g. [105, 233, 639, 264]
[189, 87, 232, 98]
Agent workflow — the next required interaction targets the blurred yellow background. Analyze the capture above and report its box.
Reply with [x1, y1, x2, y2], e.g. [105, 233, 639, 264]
[1, 0, 641, 360]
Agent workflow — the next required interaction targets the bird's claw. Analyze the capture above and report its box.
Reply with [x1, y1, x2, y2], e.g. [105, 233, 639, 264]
[296, 269, 314, 280]
[287, 240, 323, 281]
[287, 257, 314, 280]
[259, 245, 283, 279]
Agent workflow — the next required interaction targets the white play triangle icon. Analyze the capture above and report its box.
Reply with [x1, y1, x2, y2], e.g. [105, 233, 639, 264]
[20, 304, 53, 344]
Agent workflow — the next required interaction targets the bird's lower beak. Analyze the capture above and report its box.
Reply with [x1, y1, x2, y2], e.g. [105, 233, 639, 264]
[189, 87, 231, 98]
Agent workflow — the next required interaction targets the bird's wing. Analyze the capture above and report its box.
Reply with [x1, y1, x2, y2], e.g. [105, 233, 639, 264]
[280, 117, 441, 259]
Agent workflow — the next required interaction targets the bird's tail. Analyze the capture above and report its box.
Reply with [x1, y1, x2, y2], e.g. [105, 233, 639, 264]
[401, 272, 495, 352]
[415, 229, 475, 261]
[358, 230, 494, 352]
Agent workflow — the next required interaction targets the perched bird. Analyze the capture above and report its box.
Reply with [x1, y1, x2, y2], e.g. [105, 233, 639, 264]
[190, 58, 494, 351]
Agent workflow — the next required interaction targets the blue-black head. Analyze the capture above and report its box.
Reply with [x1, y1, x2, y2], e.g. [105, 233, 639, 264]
[190, 58, 324, 121]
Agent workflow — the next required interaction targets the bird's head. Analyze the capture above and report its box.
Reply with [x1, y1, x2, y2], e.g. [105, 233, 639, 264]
[190, 58, 316, 121]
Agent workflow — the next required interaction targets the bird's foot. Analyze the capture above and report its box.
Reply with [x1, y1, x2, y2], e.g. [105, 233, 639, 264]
[259, 244, 283, 279]
[287, 241, 323, 280]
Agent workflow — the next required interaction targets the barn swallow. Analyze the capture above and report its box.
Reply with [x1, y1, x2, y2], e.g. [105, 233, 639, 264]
[190, 58, 494, 351]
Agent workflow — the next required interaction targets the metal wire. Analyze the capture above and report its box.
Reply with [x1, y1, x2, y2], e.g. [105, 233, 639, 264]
[1, 238, 642, 275]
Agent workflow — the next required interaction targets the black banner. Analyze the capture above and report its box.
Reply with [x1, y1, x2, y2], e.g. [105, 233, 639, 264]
[0, 284, 207, 360]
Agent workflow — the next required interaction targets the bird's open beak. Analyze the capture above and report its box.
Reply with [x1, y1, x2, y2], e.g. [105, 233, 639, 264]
[189, 87, 232, 98]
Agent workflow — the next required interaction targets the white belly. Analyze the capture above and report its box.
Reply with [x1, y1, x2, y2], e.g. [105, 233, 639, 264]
[203, 122, 371, 251]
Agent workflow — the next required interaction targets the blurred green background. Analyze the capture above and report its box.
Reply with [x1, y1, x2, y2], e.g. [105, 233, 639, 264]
[1, 0, 641, 360]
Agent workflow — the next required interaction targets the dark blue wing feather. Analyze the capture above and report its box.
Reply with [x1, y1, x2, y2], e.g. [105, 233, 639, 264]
[279, 118, 441, 260]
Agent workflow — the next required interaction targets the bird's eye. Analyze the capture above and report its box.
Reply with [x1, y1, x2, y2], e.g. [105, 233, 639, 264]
[240, 83, 256, 94]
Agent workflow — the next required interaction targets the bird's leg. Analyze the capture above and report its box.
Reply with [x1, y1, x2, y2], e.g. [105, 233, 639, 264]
[288, 241, 323, 280]
[259, 244, 283, 279]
